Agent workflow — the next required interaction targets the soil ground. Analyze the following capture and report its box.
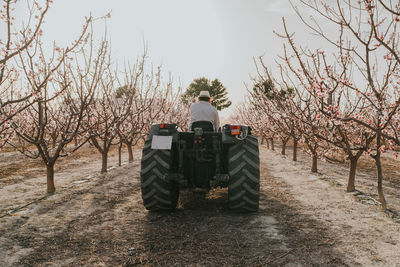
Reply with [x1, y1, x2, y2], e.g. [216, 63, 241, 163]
[0, 144, 400, 266]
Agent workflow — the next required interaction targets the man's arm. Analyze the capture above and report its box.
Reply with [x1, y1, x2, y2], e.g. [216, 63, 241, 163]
[214, 109, 220, 131]
[189, 103, 195, 130]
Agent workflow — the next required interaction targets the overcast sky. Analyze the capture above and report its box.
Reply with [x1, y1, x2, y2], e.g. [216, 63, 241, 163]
[30, 0, 328, 118]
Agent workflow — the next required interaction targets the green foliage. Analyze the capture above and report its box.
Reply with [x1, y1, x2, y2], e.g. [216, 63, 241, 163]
[279, 87, 294, 98]
[115, 85, 135, 99]
[182, 77, 232, 111]
[253, 79, 274, 100]
[253, 79, 294, 100]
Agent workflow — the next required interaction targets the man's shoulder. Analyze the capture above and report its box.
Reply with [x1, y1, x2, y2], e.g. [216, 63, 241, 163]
[204, 102, 218, 112]
[210, 104, 218, 112]
[205, 102, 218, 111]
[191, 101, 218, 111]
[191, 101, 209, 107]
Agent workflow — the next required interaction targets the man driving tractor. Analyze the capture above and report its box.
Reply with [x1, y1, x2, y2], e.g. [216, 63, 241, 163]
[141, 91, 260, 212]
[189, 91, 220, 131]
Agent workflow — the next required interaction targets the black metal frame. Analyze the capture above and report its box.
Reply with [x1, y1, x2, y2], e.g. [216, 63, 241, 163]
[148, 123, 248, 192]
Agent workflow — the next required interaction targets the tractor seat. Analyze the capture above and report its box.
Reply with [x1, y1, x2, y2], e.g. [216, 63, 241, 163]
[191, 121, 214, 132]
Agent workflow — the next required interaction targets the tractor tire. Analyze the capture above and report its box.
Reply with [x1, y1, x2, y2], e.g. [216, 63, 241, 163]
[227, 135, 260, 212]
[141, 139, 179, 211]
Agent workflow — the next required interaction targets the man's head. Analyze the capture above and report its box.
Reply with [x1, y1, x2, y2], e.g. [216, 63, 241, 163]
[198, 91, 211, 102]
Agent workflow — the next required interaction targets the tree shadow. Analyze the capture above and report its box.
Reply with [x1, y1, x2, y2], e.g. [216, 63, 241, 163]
[12, 170, 360, 266]
[132, 189, 360, 266]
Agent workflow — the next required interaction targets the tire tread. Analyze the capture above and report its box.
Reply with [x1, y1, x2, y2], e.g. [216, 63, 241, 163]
[140, 139, 178, 211]
[227, 135, 260, 212]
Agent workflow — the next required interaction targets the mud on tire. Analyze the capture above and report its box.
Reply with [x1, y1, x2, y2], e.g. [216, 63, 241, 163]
[227, 135, 260, 212]
[141, 139, 179, 211]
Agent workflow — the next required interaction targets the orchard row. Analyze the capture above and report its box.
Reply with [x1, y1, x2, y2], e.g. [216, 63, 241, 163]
[236, 1, 400, 211]
[0, 0, 189, 193]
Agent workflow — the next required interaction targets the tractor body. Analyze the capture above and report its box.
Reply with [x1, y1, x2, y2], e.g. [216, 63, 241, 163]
[140, 121, 260, 212]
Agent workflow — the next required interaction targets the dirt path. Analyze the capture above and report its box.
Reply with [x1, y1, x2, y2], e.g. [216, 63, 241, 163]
[0, 146, 128, 216]
[0, 146, 399, 266]
[278, 144, 400, 217]
[262, 146, 400, 266]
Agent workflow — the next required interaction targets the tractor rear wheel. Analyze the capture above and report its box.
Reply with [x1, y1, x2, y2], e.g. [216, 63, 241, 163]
[141, 139, 179, 211]
[227, 135, 260, 212]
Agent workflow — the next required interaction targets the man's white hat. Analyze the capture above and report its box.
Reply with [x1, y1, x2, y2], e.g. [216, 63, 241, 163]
[199, 91, 211, 98]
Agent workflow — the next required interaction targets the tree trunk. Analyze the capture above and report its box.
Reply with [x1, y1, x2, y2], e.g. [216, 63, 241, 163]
[375, 154, 387, 210]
[46, 163, 56, 193]
[328, 92, 333, 106]
[270, 138, 275, 151]
[101, 152, 108, 173]
[281, 139, 288, 155]
[293, 138, 298, 161]
[127, 143, 134, 163]
[266, 139, 270, 149]
[374, 133, 387, 210]
[261, 137, 265, 145]
[311, 153, 318, 173]
[118, 143, 122, 167]
[74, 136, 78, 147]
[347, 157, 357, 192]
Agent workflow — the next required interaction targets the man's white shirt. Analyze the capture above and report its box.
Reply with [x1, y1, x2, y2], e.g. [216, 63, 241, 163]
[189, 101, 220, 131]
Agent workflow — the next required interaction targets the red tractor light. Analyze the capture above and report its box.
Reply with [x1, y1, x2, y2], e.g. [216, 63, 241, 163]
[160, 123, 172, 129]
[229, 125, 241, 130]
[229, 125, 241, 135]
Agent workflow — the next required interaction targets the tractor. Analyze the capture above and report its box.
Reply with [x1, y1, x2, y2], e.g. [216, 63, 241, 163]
[140, 121, 260, 212]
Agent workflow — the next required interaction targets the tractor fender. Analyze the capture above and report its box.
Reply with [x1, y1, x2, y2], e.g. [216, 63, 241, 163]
[221, 124, 252, 144]
[148, 123, 179, 142]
